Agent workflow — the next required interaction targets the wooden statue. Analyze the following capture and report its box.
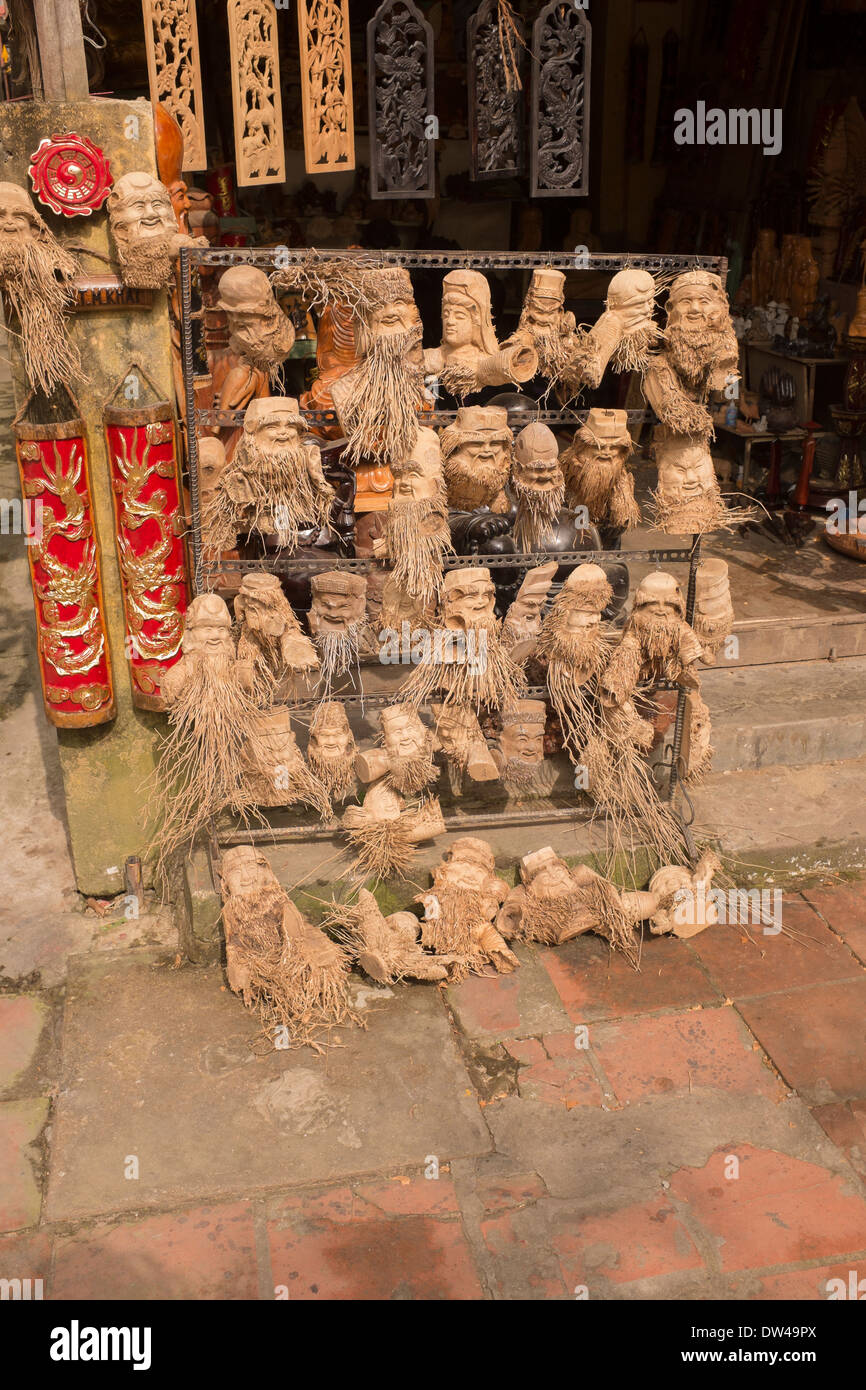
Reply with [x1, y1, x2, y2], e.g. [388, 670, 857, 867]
[241, 707, 330, 816]
[561, 408, 640, 531]
[215, 265, 296, 374]
[373, 426, 452, 604]
[416, 837, 518, 978]
[107, 171, 203, 289]
[0, 183, 80, 392]
[649, 429, 732, 535]
[431, 700, 500, 793]
[307, 701, 357, 802]
[693, 559, 734, 665]
[564, 269, 659, 392]
[513, 268, 576, 380]
[334, 889, 453, 983]
[234, 571, 319, 696]
[440, 405, 513, 513]
[536, 562, 612, 760]
[493, 699, 557, 798]
[642, 270, 739, 439]
[602, 571, 703, 704]
[511, 422, 565, 551]
[424, 270, 538, 397]
[308, 570, 371, 693]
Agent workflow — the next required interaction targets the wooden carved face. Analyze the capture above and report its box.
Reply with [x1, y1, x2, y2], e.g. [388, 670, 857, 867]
[667, 284, 727, 334]
[308, 712, 353, 762]
[220, 846, 278, 898]
[109, 173, 176, 249]
[513, 427, 561, 489]
[443, 575, 496, 630]
[523, 854, 574, 899]
[656, 439, 717, 505]
[392, 432, 442, 502]
[0, 184, 40, 245]
[499, 714, 545, 764]
[369, 297, 421, 338]
[309, 579, 366, 632]
[382, 709, 428, 762]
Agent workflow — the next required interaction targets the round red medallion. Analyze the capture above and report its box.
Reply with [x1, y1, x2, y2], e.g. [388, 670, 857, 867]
[28, 133, 113, 218]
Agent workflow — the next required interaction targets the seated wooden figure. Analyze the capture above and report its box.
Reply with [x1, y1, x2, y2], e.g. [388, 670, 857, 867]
[416, 837, 518, 978]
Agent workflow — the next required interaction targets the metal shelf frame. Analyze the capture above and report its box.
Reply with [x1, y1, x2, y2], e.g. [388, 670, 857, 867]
[177, 245, 720, 848]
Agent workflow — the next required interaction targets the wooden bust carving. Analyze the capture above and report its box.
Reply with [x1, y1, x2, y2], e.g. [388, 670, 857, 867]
[561, 408, 640, 531]
[108, 171, 203, 289]
[0, 182, 80, 392]
[215, 265, 296, 373]
[440, 405, 514, 513]
[423, 269, 538, 397]
[416, 837, 517, 978]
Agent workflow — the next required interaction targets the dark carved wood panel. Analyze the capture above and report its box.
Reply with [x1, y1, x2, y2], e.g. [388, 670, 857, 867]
[530, 1, 591, 198]
[468, 0, 525, 181]
[367, 0, 436, 200]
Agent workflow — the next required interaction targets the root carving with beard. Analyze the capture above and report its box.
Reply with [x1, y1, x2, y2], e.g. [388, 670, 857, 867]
[240, 707, 331, 819]
[307, 702, 357, 803]
[205, 397, 334, 552]
[328, 889, 454, 983]
[0, 183, 81, 393]
[307, 571, 372, 697]
[234, 572, 319, 699]
[151, 594, 272, 865]
[649, 430, 752, 536]
[560, 408, 641, 532]
[439, 405, 513, 514]
[563, 269, 660, 394]
[417, 837, 518, 980]
[510, 422, 566, 551]
[493, 700, 558, 799]
[399, 566, 527, 714]
[107, 171, 205, 291]
[512, 267, 578, 384]
[219, 846, 356, 1051]
[536, 563, 614, 761]
[373, 426, 452, 604]
[642, 270, 739, 439]
[342, 781, 446, 881]
[498, 847, 661, 967]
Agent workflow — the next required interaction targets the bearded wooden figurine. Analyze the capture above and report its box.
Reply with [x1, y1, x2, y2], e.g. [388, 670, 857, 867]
[511, 423, 566, 551]
[693, 559, 734, 664]
[431, 700, 500, 794]
[650, 430, 734, 535]
[0, 183, 80, 393]
[213, 265, 296, 374]
[648, 850, 723, 938]
[342, 706, 445, 880]
[206, 396, 334, 550]
[440, 406, 513, 513]
[379, 572, 436, 636]
[642, 270, 739, 438]
[561, 409, 641, 533]
[108, 171, 203, 290]
[417, 837, 518, 979]
[197, 437, 231, 548]
[497, 847, 657, 962]
[332, 888, 453, 984]
[500, 561, 559, 664]
[307, 570, 370, 694]
[219, 845, 354, 1049]
[234, 572, 318, 696]
[330, 266, 427, 470]
[603, 571, 704, 703]
[536, 563, 613, 759]
[513, 268, 577, 381]
[564, 268, 660, 391]
[154, 594, 265, 859]
[423, 269, 538, 398]
[373, 426, 452, 604]
[241, 707, 330, 817]
[493, 700, 558, 799]
[307, 701, 356, 803]
[399, 566, 526, 712]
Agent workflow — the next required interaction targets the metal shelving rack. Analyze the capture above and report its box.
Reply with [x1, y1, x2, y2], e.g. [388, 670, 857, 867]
[177, 246, 723, 848]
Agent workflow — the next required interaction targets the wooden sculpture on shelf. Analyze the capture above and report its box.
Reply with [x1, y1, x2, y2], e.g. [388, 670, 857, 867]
[417, 837, 518, 978]
[343, 707, 445, 879]
[107, 172, 203, 290]
[513, 268, 576, 380]
[240, 707, 330, 816]
[297, 0, 355, 173]
[564, 269, 659, 392]
[307, 570, 371, 693]
[0, 183, 81, 392]
[603, 571, 703, 702]
[536, 562, 612, 759]
[431, 700, 500, 794]
[227, 0, 286, 186]
[642, 270, 739, 438]
[330, 266, 427, 472]
[205, 397, 334, 551]
[424, 270, 538, 397]
[333, 889, 453, 983]
[649, 430, 735, 535]
[440, 405, 514, 513]
[373, 427, 452, 604]
[218, 845, 354, 1048]
[214, 266, 296, 375]
[399, 566, 527, 712]
[497, 847, 655, 962]
[154, 593, 270, 859]
[561, 408, 640, 533]
[648, 850, 723, 938]
[493, 699, 557, 798]
[234, 572, 319, 697]
[307, 702, 357, 802]
[511, 422, 566, 551]
[143, 0, 207, 170]
[693, 559, 734, 664]
[499, 561, 558, 666]
[299, 299, 359, 438]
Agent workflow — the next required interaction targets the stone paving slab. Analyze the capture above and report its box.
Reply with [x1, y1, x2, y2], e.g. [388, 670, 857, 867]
[0, 995, 47, 1096]
[45, 951, 489, 1223]
[0, 1098, 48, 1233]
[738, 977, 866, 1106]
[803, 882, 866, 964]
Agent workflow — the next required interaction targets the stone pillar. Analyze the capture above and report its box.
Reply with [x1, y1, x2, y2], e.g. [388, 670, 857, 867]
[3, 99, 177, 895]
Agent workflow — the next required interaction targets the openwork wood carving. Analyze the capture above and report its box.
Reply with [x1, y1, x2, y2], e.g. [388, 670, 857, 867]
[142, 0, 207, 172]
[297, 0, 355, 173]
[530, 1, 591, 197]
[227, 0, 286, 186]
[468, 0, 525, 181]
[367, 0, 435, 200]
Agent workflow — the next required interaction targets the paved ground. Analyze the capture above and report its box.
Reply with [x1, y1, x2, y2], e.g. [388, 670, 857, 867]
[2, 879, 866, 1300]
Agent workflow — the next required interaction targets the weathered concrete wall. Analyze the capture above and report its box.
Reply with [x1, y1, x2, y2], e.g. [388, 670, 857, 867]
[3, 99, 175, 895]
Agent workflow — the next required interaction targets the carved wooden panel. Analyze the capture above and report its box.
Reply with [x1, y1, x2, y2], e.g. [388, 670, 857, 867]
[530, 1, 591, 197]
[367, 0, 435, 200]
[227, 0, 286, 186]
[142, 0, 207, 171]
[468, 0, 525, 181]
[297, 0, 355, 173]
